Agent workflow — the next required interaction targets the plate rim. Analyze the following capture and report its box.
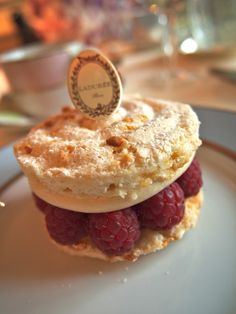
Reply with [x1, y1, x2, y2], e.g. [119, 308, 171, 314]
[0, 106, 235, 193]
[0, 140, 235, 195]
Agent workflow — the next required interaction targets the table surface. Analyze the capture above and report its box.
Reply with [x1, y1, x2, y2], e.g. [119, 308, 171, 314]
[120, 48, 236, 112]
[1, 47, 236, 148]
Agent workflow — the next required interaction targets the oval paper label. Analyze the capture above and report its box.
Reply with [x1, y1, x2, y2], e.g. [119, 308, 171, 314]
[68, 50, 123, 119]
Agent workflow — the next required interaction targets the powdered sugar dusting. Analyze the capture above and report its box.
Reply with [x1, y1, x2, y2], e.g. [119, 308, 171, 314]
[14, 95, 201, 199]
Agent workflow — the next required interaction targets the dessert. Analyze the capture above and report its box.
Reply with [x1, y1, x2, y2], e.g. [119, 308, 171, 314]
[14, 95, 203, 262]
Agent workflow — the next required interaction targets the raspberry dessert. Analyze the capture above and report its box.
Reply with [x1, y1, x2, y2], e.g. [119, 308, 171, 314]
[14, 95, 203, 262]
[135, 182, 185, 231]
[177, 158, 203, 197]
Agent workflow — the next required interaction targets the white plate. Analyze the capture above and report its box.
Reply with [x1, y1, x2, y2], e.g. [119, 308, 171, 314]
[0, 144, 236, 314]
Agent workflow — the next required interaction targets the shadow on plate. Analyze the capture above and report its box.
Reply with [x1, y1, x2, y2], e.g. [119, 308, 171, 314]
[0, 173, 203, 284]
[0, 193, 160, 283]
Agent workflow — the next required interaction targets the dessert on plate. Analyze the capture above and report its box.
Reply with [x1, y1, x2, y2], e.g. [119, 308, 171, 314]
[14, 94, 203, 262]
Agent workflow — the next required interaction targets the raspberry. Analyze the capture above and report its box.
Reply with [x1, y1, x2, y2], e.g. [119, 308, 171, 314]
[88, 208, 140, 256]
[135, 182, 185, 230]
[45, 206, 88, 245]
[32, 193, 50, 214]
[177, 158, 203, 197]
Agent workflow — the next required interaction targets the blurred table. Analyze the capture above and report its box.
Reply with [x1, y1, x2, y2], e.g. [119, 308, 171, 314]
[1, 47, 236, 149]
[0, 68, 24, 147]
[120, 48, 236, 112]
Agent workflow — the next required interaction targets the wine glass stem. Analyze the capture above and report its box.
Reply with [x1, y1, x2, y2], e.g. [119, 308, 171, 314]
[161, 7, 178, 77]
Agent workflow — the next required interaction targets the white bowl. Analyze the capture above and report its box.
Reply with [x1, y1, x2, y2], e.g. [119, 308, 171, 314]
[0, 41, 83, 93]
[8, 84, 72, 118]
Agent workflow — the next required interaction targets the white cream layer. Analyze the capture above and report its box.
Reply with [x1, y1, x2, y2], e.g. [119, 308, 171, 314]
[30, 154, 194, 213]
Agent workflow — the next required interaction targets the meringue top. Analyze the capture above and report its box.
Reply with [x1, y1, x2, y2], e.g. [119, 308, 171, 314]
[14, 95, 201, 212]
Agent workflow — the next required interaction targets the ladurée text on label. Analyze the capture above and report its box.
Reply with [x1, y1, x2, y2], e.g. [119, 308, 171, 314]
[78, 81, 111, 92]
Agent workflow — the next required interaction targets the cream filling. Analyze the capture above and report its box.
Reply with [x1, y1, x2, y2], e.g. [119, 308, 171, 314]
[30, 154, 194, 213]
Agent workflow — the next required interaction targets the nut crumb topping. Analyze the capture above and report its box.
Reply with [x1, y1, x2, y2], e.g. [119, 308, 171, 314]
[106, 136, 127, 147]
[14, 95, 201, 198]
[24, 144, 32, 154]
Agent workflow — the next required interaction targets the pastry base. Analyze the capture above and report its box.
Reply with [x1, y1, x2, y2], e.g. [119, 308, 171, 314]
[49, 189, 203, 262]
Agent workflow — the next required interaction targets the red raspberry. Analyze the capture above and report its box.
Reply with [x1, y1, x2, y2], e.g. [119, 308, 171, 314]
[32, 193, 51, 214]
[88, 208, 140, 256]
[135, 182, 185, 231]
[177, 158, 203, 197]
[45, 206, 88, 245]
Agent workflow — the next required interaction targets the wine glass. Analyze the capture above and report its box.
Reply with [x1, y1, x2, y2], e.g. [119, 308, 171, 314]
[148, 0, 197, 85]
[162, 0, 198, 80]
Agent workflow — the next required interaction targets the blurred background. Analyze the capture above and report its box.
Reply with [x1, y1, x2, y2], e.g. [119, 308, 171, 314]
[0, 0, 236, 145]
[1, 0, 236, 55]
